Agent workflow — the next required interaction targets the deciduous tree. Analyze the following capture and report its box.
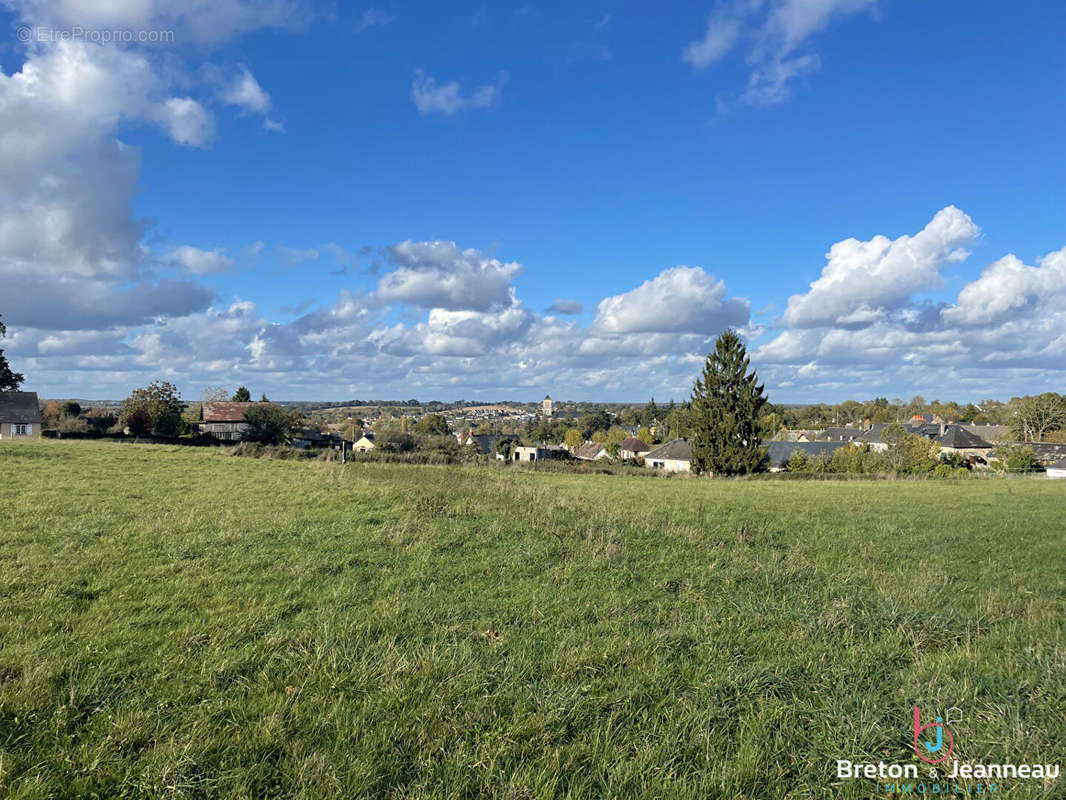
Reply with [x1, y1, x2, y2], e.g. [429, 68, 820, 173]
[243, 403, 299, 445]
[564, 428, 584, 449]
[413, 414, 449, 436]
[605, 426, 627, 457]
[1009, 393, 1066, 442]
[121, 381, 185, 437]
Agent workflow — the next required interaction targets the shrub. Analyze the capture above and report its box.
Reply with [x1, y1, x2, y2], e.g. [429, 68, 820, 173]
[786, 450, 808, 472]
[880, 424, 939, 474]
[230, 442, 315, 460]
[996, 446, 1041, 474]
[414, 434, 461, 460]
[85, 408, 118, 432]
[53, 416, 89, 434]
[375, 430, 416, 453]
[828, 443, 886, 474]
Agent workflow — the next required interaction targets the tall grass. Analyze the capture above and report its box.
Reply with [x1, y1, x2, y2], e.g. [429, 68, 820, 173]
[0, 440, 1063, 798]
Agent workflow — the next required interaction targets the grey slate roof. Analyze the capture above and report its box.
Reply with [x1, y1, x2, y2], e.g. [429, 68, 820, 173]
[644, 438, 692, 461]
[811, 427, 866, 442]
[467, 434, 516, 455]
[1016, 443, 1066, 464]
[767, 440, 849, 468]
[935, 425, 992, 449]
[619, 436, 650, 453]
[0, 391, 42, 424]
[960, 424, 1010, 441]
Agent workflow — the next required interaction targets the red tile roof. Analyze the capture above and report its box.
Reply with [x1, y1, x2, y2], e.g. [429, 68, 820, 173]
[201, 401, 254, 422]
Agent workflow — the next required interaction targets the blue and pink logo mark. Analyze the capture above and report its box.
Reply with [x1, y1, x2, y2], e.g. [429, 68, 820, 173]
[913, 706, 954, 764]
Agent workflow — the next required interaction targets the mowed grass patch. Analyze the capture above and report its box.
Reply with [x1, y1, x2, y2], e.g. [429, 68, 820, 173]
[0, 440, 1063, 799]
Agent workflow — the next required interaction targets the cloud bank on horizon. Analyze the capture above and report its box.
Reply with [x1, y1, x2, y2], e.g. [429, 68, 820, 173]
[0, 0, 1063, 402]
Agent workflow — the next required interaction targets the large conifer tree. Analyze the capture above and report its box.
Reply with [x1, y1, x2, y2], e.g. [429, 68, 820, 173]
[0, 314, 25, 392]
[690, 329, 768, 475]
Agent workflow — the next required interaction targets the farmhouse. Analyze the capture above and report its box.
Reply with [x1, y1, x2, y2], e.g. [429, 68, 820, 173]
[199, 401, 253, 441]
[618, 436, 650, 460]
[0, 391, 43, 440]
[643, 438, 692, 472]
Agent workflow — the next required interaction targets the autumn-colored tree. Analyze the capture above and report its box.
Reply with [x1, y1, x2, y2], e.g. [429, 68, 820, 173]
[605, 426, 628, 457]
[564, 428, 584, 449]
[121, 381, 185, 437]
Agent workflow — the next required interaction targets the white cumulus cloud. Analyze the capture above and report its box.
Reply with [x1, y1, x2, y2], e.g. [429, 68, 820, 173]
[377, 241, 522, 311]
[943, 247, 1066, 327]
[783, 206, 979, 328]
[593, 266, 750, 335]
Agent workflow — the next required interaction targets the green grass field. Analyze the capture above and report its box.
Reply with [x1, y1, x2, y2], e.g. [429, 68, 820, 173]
[1, 441, 1063, 799]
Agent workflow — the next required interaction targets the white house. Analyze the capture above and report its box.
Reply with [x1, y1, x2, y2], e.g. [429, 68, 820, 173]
[513, 444, 567, 462]
[1047, 459, 1066, 479]
[619, 436, 650, 460]
[643, 438, 692, 473]
[352, 432, 376, 452]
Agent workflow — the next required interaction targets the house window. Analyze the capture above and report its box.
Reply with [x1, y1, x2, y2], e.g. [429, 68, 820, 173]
[12, 424, 30, 436]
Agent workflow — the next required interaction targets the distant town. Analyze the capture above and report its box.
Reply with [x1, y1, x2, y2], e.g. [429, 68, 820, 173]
[4, 382, 1065, 479]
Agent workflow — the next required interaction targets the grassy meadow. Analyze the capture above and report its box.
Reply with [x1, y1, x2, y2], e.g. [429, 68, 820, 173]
[0, 440, 1064, 799]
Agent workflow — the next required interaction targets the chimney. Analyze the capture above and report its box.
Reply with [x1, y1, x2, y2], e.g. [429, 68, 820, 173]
[939, 422, 946, 436]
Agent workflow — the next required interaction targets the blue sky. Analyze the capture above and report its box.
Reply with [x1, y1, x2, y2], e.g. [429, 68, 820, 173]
[1, 1, 1064, 402]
